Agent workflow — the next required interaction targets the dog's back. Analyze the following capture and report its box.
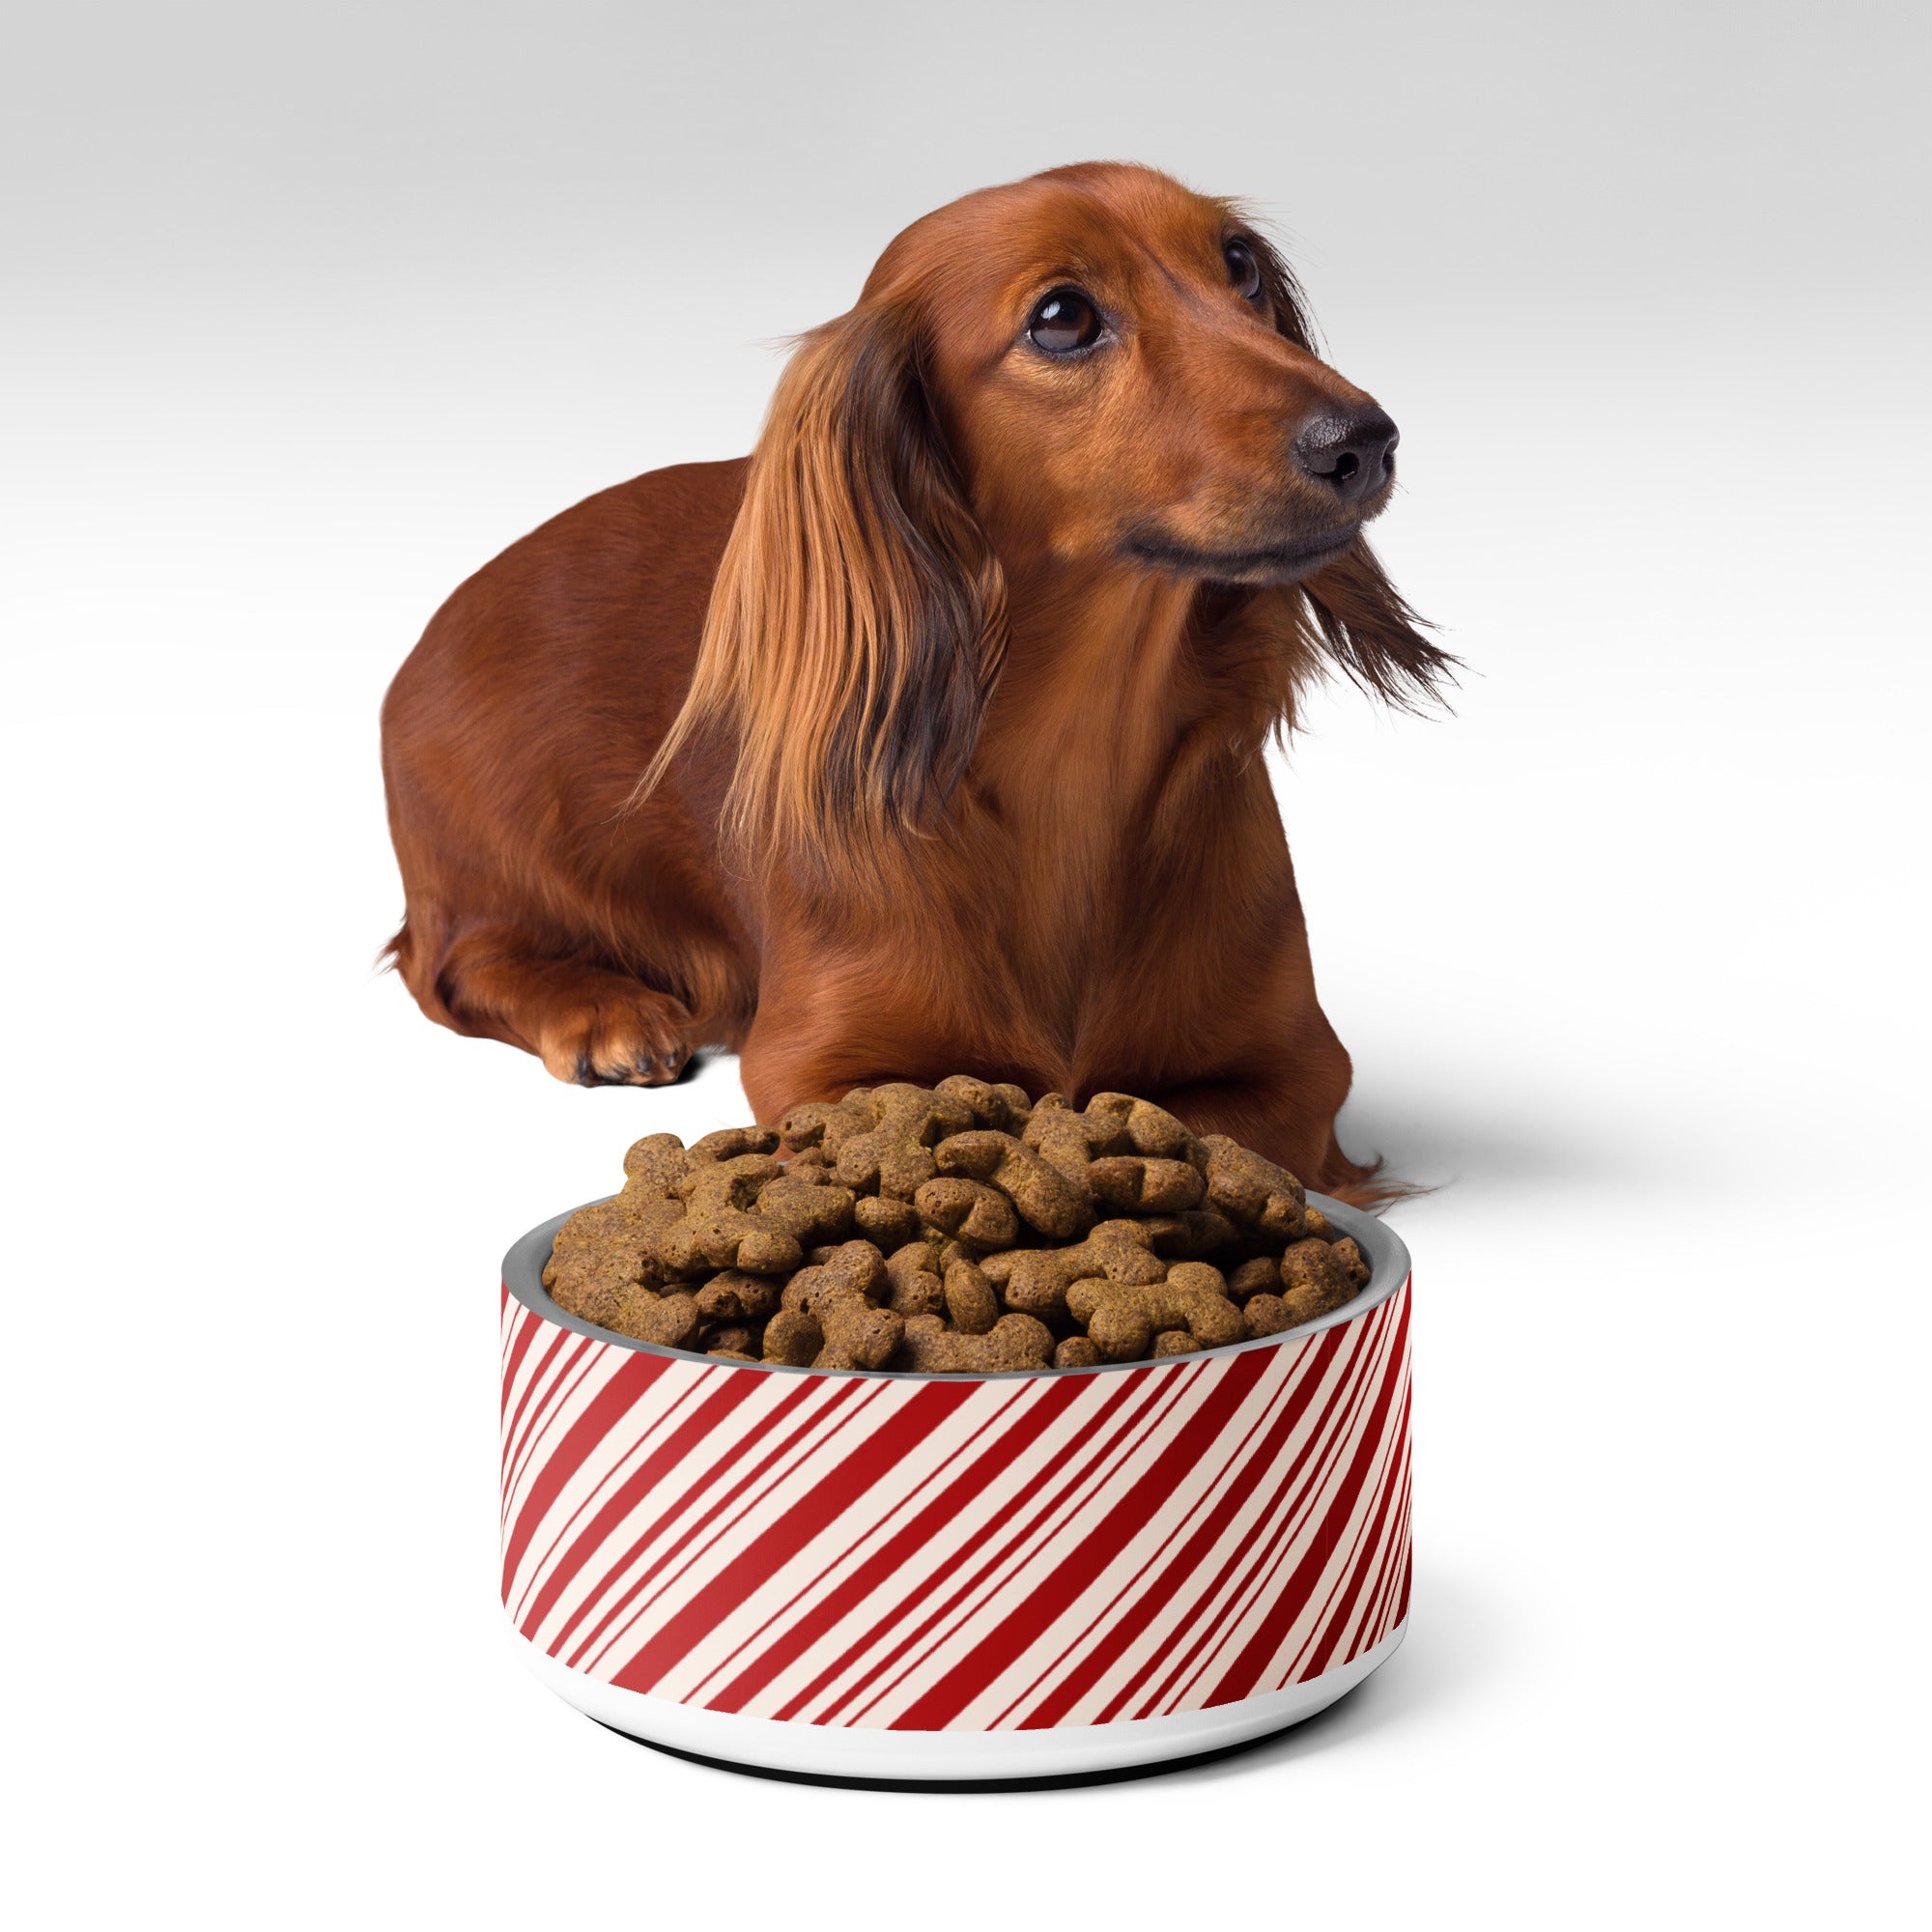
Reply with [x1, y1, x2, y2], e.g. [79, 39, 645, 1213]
[380, 458, 757, 1080]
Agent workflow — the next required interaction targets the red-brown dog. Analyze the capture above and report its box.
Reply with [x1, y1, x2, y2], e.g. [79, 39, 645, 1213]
[381, 162, 1448, 1200]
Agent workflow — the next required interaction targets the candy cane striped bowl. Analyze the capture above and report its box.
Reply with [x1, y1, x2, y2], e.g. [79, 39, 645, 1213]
[500, 1195, 1412, 1786]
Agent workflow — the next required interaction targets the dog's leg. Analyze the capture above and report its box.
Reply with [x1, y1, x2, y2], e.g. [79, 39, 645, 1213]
[396, 918, 699, 1087]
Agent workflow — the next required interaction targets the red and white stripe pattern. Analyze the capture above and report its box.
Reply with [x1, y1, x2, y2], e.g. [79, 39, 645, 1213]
[500, 1279, 1411, 1731]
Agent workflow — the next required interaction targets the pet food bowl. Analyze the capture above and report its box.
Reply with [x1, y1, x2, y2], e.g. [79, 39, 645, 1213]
[499, 1195, 1412, 1787]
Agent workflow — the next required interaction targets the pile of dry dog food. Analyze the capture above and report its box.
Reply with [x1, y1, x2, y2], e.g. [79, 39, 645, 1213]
[542, 1077, 1372, 1373]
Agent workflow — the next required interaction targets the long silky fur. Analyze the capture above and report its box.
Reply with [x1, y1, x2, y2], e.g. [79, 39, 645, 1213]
[639, 303, 1007, 875]
[1299, 539, 1457, 709]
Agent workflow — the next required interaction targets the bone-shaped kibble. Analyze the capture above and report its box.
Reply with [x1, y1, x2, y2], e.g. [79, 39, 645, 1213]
[943, 1257, 1001, 1334]
[982, 1218, 1168, 1318]
[753, 1170, 857, 1248]
[1200, 1136, 1308, 1243]
[661, 1152, 805, 1275]
[1139, 1205, 1248, 1261]
[1243, 1293, 1295, 1338]
[1065, 1260, 1245, 1360]
[1101, 1094, 1210, 1170]
[854, 1195, 922, 1248]
[783, 1146, 837, 1184]
[542, 1242, 651, 1326]
[761, 1308, 820, 1366]
[779, 1093, 875, 1161]
[1248, 1237, 1370, 1335]
[780, 1238, 890, 1308]
[1086, 1155, 1206, 1213]
[898, 1311, 1055, 1374]
[769, 1239, 902, 1370]
[1329, 1236, 1370, 1288]
[543, 1179, 700, 1341]
[935, 1074, 1035, 1135]
[621, 1131, 698, 1197]
[688, 1125, 781, 1162]
[1277, 1236, 1369, 1320]
[883, 1237, 947, 1319]
[933, 1130, 1092, 1240]
[834, 1083, 977, 1200]
[1226, 1255, 1282, 1300]
[914, 1176, 1020, 1250]
[700, 1320, 758, 1357]
[598, 1285, 702, 1350]
[544, 1130, 697, 1303]
[695, 1269, 783, 1325]
[544, 1198, 671, 1299]
[1022, 1093, 1135, 1192]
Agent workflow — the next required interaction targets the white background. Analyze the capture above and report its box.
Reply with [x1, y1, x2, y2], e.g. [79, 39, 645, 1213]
[6, 3, 1927, 1924]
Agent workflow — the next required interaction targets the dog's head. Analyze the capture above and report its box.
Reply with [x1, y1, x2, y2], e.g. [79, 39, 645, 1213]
[655, 163, 1449, 866]
[868, 162, 1397, 585]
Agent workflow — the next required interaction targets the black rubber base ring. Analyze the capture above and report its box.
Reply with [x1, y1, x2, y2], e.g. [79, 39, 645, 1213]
[591, 1716, 1305, 1792]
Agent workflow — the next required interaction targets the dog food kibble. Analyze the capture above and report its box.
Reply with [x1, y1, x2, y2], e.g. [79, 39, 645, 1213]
[540, 1081, 1376, 1373]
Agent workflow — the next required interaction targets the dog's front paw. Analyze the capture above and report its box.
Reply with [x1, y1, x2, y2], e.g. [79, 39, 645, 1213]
[575, 1041, 695, 1088]
[536, 995, 696, 1089]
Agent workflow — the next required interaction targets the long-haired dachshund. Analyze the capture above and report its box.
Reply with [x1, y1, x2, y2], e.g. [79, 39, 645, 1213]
[381, 162, 1449, 1201]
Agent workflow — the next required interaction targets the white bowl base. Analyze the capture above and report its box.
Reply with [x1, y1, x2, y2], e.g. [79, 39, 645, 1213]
[513, 1618, 1406, 1785]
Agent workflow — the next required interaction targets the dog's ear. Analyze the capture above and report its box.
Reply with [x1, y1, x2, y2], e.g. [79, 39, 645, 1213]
[643, 302, 1005, 869]
[1299, 538, 1457, 709]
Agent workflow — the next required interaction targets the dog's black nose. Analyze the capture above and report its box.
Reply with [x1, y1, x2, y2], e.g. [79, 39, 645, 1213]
[1294, 407, 1399, 502]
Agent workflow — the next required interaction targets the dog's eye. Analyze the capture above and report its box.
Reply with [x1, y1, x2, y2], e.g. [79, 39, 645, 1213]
[1027, 289, 1102, 355]
[1224, 239, 1264, 303]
